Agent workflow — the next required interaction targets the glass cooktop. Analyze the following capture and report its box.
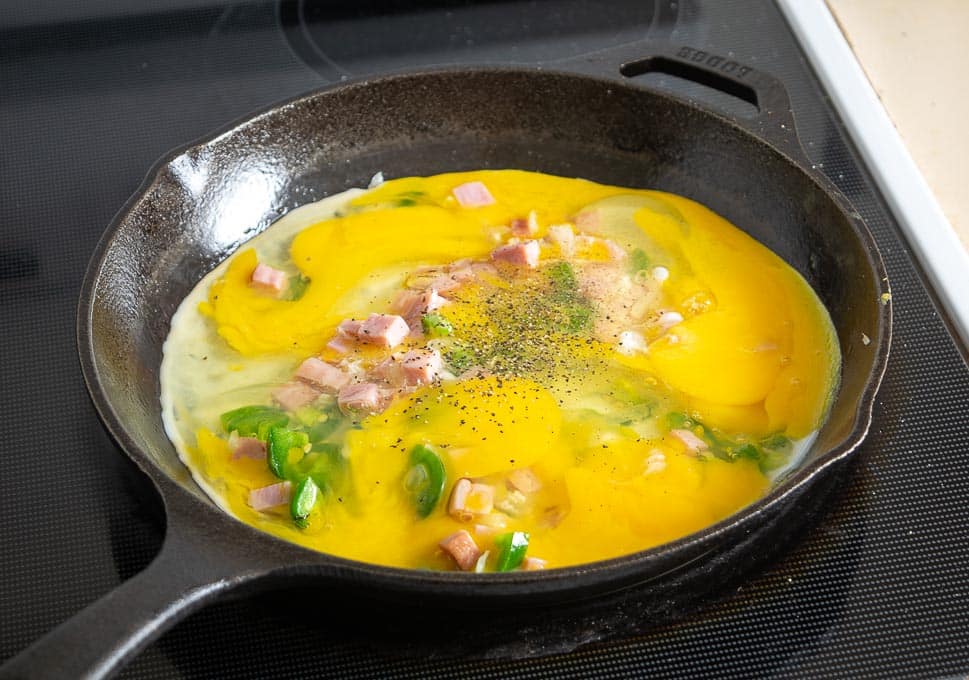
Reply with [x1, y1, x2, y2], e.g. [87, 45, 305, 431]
[1, 1, 966, 677]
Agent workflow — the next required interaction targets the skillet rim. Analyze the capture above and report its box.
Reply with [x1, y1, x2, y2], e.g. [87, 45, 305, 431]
[77, 62, 892, 596]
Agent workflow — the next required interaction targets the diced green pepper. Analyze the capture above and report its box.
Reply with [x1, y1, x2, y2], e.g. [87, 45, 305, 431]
[220, 405, 288, 438]
[494, 531, 530, 572]
[404, 444, 446, 518]
[761, 433, 791, 450]
[290, 477, 319, 528]
[546, 261, 578, 297]
[563, 304, 592, 333]
[445, 346, 475, 373]
[666, 411, 692, 430]
[266, 426, 309, 479]
[300, 402, 344, 444]
[293, 405, 322, 428]
[733, 443, 761, 461]
[296, 442, 344, 490]
[628, 248, 651, 273]
[307, 416, 340, 444]
[421, 313, 454, 337]
[285, 273, 311, 301]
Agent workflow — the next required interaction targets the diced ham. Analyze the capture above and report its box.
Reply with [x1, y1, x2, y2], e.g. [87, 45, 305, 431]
[448, 478, 473, 521]
[337, 382, 385, 415]
[574, 209, 600, 231]
[434, 266, 477, 293]
[670, 428, 709, 453]
[248, 481, 292, 511]
[439, 530, 482, 571]
[491, 240, 540, 269]
[466, 483, 495, 515]
[391, 288, 449, 333]
[410, 261, 483, 294]
[603, 239, 627, 261]
[326, 336, 354, 355]
[230, 435, 266, 461]
[545, 224, 575, 257]
[295, 357, 349, 393]
[452, 181, 495, 208]
[400, 348, 443, 385]
[370, 356, 404, 386]
[326, 319, 364, 354]
[272, 381, 320, 411]
[510, 210, 539, 237]
[424, 289, 448, 312]
[522, 557, 547, 571]
[506, 468, 542, 494]
[250, 263, 287, 294]
[358, 313, 410, 348]
[391, 290, 424, 319]
[448, 479, 494, 521]
[337, 319, 363, 338]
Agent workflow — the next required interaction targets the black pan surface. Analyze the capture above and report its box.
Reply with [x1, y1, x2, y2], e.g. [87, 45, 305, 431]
[1, 43, 889, 679]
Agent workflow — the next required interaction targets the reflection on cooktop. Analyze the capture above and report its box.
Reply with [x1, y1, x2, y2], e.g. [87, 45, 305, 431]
[279, 0, 677, 79]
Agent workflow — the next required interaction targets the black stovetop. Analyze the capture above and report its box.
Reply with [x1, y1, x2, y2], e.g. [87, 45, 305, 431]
[1, 1, 967, 677]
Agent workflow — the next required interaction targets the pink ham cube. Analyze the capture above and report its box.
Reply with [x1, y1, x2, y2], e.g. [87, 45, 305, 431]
[248, 481, 292, 511]
[510, 210, 539, 237]
[670, 428, 709, 453]
[491, 240, 540, 269]
[545, 224, 575, 257]
[358, 313, 410, 348]
[272, 381, 320, 411]
[400, 348, 443, 385]
[250, 263, 287, 295]
[439, 530, 482, 571]
[603, 239, 627, 261]
[506, 468, 542, 494]
[452, 181, 495, 208]
[337, 382, 384, 415]
[230, 435, 266, 461]
[391, 289, 449, 331]
[295, 357, 349, 393]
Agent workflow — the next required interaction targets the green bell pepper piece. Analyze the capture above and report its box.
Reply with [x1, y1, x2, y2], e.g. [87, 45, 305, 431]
[220, 405, 288, 438]
[628, 248, 651, 273]
[421, 313, 454, 337]
[404, 444, 447, 518]
[494, 531, 530, 572]
[266, 426, 309, 479]
[290, 477, 319, 528]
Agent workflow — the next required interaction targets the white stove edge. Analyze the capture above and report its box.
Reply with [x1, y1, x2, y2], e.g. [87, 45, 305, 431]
[777, 0, 969, 351]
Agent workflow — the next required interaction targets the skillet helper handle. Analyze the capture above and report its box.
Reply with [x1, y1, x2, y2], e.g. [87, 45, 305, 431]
[0, 498, 250, 680]
[553, 42, 804, 157]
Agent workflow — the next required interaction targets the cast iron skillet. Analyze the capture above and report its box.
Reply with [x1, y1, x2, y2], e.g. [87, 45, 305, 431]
[2, 43, 890, 679]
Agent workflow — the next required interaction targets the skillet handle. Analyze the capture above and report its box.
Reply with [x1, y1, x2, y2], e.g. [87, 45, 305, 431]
[550, 42, 805, 159]
[0, 493, 258, 680]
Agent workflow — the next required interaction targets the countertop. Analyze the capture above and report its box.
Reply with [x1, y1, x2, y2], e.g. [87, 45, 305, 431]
[827, 0, 969, 253]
